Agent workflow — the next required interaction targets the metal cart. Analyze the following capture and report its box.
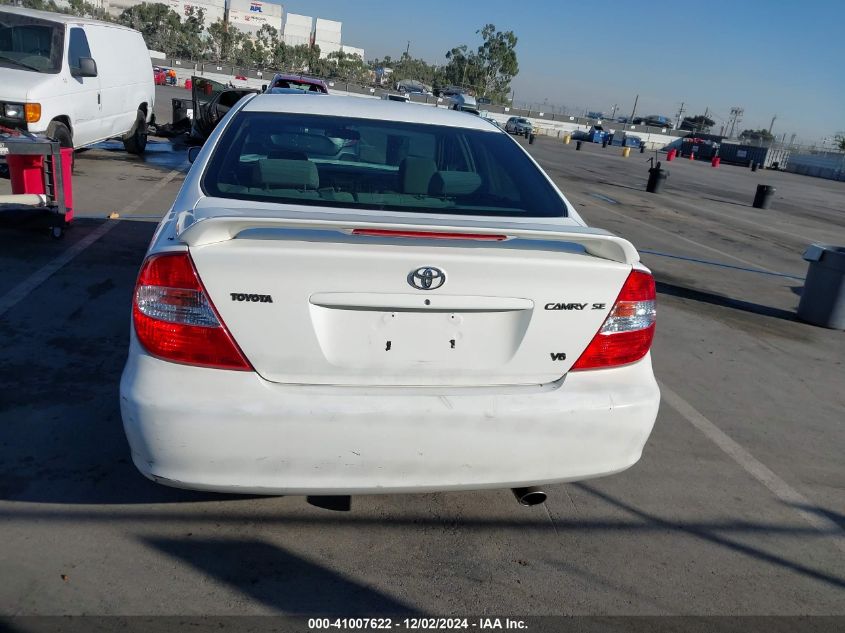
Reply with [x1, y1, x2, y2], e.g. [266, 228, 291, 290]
[0, 131, 71, 238]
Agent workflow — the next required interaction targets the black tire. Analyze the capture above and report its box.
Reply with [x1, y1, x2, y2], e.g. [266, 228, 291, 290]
[124, 109, 148, 155]
[46, 120, 74, 171]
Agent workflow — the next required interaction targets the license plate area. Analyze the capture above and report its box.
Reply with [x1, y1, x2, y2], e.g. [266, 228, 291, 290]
[309, 305, 532, 369]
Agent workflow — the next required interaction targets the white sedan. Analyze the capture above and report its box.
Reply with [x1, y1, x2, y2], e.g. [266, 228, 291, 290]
[120, 95, 659, 503]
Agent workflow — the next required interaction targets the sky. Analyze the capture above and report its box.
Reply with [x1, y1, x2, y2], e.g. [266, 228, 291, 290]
[274, 0, 844, 142]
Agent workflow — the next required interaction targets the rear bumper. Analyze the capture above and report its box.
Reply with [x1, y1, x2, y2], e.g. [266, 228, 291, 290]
[120, 344, 660, 495]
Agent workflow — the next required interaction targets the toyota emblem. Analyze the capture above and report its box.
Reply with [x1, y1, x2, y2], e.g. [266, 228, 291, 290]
[408, 266, 446, 290]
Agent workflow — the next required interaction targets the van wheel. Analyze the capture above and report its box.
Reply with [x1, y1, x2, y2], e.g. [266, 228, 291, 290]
[124, 110, 148, 155]
[47, 121, 74, 170]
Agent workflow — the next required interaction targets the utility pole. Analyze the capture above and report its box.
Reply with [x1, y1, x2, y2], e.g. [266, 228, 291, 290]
[768, 115, 777, 135]
[728, 106, 744, 138]
[629, 94, 639, 125]
[610, 103, 618, 120]
[674, 101, 685, 130]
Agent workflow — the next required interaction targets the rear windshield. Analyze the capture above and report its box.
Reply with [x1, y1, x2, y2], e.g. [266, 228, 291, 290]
[0, 12, 64, 74]
[202, 111, 568, 218]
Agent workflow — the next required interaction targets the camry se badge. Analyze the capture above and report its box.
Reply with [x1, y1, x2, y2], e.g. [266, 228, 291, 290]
[408, 267, 446, 290]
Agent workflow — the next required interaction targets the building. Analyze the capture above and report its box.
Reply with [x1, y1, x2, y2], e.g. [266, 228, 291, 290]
[228, 0, 283, 37]
[341, 45, 365, 60]
[314, 17, 341, 57]
[95, 1, 365, 62]
[282, 12, 312, 47]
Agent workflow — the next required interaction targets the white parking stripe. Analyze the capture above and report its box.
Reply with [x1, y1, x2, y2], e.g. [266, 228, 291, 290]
[0, 165, 185, 318]
[660, 381, 845, 553]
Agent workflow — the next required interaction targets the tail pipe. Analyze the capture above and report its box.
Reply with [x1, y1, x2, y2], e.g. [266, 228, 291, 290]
[512, 486, 547, 506]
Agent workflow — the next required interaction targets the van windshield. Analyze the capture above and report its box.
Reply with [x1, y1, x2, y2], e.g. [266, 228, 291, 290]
[203, 111, 569, 218]
[0, 12, 64, 74]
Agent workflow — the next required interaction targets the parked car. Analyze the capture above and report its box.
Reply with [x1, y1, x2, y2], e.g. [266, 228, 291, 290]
[120, 95, 660, 500]
[265, 73, 328, 94]
[449, 93, 479, 115]
[0, 6, 155, 154]
[505, 116, 533, 134]
[483, 116, 502, 129]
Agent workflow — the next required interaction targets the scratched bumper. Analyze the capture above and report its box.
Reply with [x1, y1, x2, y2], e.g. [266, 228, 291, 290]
[120, 341, 660, 495]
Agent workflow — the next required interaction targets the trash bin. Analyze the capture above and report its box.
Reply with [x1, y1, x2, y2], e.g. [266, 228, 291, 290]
[797, 244, 845, 329]
[172, 97, 193, 123]
[646, 164, 668, 193]
[752, 184, 775, 209]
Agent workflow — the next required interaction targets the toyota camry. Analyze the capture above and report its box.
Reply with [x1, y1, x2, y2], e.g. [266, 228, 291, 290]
[120, 95, 660, 502]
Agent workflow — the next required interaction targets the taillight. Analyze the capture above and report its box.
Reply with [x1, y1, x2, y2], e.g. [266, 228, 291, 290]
[571, 270, 656, 371]
[132, 252, 252, 371]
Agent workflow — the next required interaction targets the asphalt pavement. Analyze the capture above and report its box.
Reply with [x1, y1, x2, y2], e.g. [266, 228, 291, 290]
[0, 100, 843, 621]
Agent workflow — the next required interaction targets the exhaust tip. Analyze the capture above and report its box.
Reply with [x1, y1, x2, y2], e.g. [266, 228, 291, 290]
[512, 486, 547, 506]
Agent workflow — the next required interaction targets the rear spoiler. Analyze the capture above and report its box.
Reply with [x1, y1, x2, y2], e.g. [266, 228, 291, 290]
[177, 215, 639, 265]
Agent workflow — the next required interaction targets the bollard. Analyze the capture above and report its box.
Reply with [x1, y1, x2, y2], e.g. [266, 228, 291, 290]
[622, 147, 631, 158]
[752, 184, 775, 209]
[640, 144, 645, 153]
[576, 140, 582, 151]
[711, 156, 720, 168]
[667, 149, 676, 161]
[524, 130, 530, 139]
[602, 137, 608, 148]
[529, 133, 535, 144]
[646, 162, 668, 193]
[751, 162, 758, 172]
[564, 134, 571, 144]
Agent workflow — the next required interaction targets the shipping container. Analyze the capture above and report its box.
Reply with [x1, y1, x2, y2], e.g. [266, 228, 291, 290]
[718, 143, 790, 168]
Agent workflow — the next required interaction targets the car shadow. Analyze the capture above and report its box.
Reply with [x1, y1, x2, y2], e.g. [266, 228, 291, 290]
[142, 536, 416, 615]
[656, 281, 798, 322]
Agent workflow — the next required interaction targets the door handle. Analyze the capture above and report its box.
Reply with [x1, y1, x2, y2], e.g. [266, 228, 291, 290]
[97, 93, 101, 105]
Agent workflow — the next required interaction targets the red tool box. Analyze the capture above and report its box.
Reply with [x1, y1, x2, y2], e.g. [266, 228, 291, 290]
[1, 131, 73, 238]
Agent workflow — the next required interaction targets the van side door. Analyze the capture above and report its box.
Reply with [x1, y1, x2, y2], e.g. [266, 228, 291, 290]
[66, 27, 101, 147]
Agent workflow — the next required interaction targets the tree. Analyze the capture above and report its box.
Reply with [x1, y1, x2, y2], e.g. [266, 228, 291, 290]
[473, 24, 518, 100]
[835, 134, 845, 151]
[18, 0, 61, 12]
[680, 114, 715, 133]
[205, 18, 232, 61]
[175, 6, 205, 61]
[440, 25, 519, 101]
[739, 129, 775, 142]
[117, 3, 183, 57]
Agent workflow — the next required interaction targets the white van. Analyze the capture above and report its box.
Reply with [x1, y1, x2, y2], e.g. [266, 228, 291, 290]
[0, 7, 154, 154]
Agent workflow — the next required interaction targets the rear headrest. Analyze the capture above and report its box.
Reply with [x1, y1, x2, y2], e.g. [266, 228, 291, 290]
[429, 171, 482, 196]
[399, 156, 437, 194]
[256, 159, 319, 190]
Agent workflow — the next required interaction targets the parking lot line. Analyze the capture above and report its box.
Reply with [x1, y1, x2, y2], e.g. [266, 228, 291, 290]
[659, 381, 845, 553]
[0, 165, 185, 318]
[0, 221, 117, 318]
[575, 194, 783, 274]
